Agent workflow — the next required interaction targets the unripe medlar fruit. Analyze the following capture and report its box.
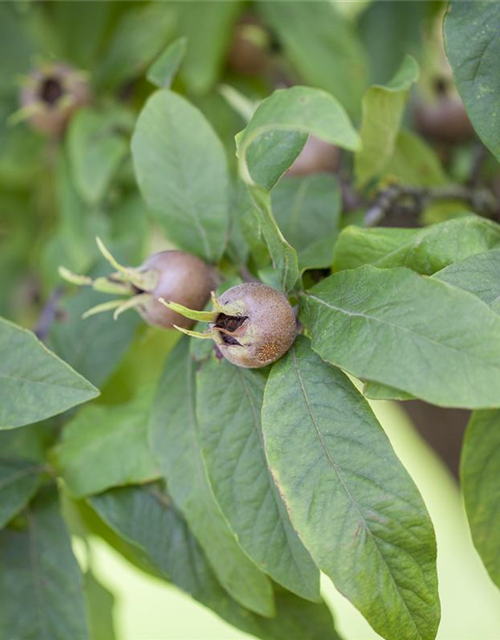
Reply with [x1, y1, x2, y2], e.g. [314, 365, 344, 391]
[167, 282, 297, 368]
[19, 62, 91, 136]
[136, 251, 215, 329]
[59, 238, 215, 330]
[287, 135, 340, 176]
[413, 79, 474, 144]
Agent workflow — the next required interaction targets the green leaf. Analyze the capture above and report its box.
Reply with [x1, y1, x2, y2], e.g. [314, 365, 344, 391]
[132, 89, 229, 262]
[333, 226, 419, 272]
[249, 186, 300, 294]
[333, 216, 500, 275]
[272, 174, 341, 271]
[363, 383, 414, 403]
[96, 3, 175, 91]
[147, 37, 187, 89]
[384, 130, 448, 187]
[461, 410, 500, 588]
[261, 337, 439, 640]
[0, 317, 99, 430]
[67, 107, 134, 205]
[258, 2, 368, 118]
[444, 1, 500, 161]
[0, 485, 88, 640]
[89, 484, 341, 640]
[0, 5, 33, 96]
[57, 388, 159, 498]
[84, 570, 117, 640]
[48, 287, 140, 389]
[355, 55, 419, 186]
[0, 459, 43, 529]
[177, 1, 244, 94]
[196, 358, 320, 602]
[149, 339, 274, 617]
[359, 0, 426, 85]
[237, 86, 360, 190]
[300, 265, 500, 408]
[433, 248, 500, 312]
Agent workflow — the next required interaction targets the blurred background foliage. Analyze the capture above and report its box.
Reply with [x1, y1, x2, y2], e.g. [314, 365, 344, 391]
[1, 1, 500, 639]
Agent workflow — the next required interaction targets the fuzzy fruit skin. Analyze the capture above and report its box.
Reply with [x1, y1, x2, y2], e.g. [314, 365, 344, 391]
[212, 282, 296, 368]
[287, 136, 340, 176]
[19, 63, 91, 136]
[138, 251, 215, 330]
[413, 95, 474, 144]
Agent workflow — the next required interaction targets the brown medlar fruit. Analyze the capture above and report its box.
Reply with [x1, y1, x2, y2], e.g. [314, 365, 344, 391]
[165, 282, 297, 368]
[413, 79, 474, 144]
[59, 238, 215, 330]
[287, 136, 340, 176]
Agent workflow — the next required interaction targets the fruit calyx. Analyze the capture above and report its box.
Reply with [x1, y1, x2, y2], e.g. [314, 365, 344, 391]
[59, 237, 158, 320]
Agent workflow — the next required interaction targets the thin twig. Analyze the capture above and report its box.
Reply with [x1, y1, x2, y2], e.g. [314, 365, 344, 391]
[364, 183, 497, 227]
[34, 287, 63, 342]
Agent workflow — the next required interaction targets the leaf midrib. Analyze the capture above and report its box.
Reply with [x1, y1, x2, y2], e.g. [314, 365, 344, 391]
[291, 345, 422, 638]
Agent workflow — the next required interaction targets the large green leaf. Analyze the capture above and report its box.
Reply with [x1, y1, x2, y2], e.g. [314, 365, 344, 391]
[0, 459, 43, 529]
[149, 339, 274, 617]
[237, 86, 360, 190]
[57, 388, 159, 498]
[0, 5, 33, 96]
[0, 485, 88, 640]
[132, 89, 229, 262]
[300, 265, 500, 408]
[196, 358, 320, 602]
[90, 484, 341, 640]
[444, 1, 500, 162]
[48, 286, 140, 389]
[433, 248, 500, 312]
[177, 1, 243, 94]
[67, 106, 134, 205]
[258, 2, 367, 118]
[355, 55, 419, 186]
[261, 337, 439, 640]
[461, 410, 500, 588]
[0, 317, 99, 429]
[272, 174, 341, 271]
[333, 216, 500, 275]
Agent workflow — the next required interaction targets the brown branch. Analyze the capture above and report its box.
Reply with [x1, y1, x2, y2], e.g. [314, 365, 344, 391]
[364, 183, 497, 227]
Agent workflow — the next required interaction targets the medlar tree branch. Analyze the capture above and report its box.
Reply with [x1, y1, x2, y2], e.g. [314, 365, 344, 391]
[364, 183, 497, 227]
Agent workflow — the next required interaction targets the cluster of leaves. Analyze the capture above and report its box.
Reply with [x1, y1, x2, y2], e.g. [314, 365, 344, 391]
[2, 2, 500, 640]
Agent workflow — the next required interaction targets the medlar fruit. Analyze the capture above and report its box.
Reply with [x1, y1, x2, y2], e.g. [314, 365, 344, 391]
[287, 135, 340, 176]
[59, 238, 215, 330]
[18, 62, 91, 136]
[164, 282, 297, 368]
[413, 79, 474, 144]
[227, 14, 272, 77]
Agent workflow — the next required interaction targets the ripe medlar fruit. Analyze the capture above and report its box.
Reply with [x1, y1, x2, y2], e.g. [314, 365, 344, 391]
[413, 79, 474, 144]
[287, 135, 340, 176]
[164, 282, 297, 368]
[59, 238, 215, 330]
[18, 62, 91, 136]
